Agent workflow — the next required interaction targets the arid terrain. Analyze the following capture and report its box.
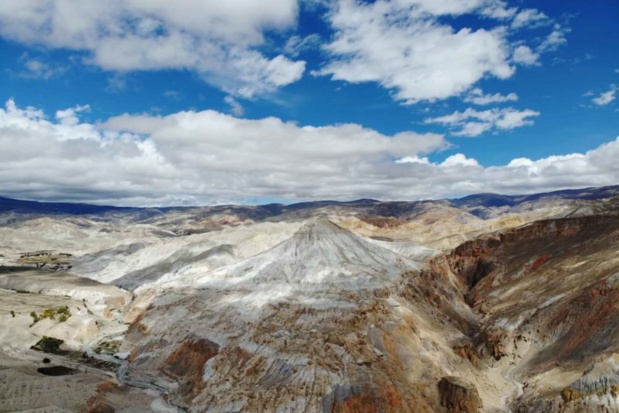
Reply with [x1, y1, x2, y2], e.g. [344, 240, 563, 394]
[1, 185, 618, 412]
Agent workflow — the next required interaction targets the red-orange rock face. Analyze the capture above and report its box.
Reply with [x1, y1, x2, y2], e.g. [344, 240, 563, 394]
[163, 338, 220, 398]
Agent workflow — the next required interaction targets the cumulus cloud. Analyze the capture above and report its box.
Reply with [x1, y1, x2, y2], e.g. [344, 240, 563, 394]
[0, 100, 444, 205]
[512, 45, 540, 66]
[397, 153, 480, 168]
[396, 143, 619, 198]
[592, 85, 617, 106]
[425, 107, 540, 137]
[1, 100, 617, 206]
[0, 0, 305, 97]
[316, 0, 562, 104]
[55, 105, 91, 127]
[0, 1, 568, 101]
[441, 153, 481, 168]
[316, 0, 514, 104]
[463, 88, 518, 105]
[511, 9, 548, 29]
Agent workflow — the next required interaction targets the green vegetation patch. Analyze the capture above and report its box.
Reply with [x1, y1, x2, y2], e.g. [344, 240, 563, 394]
[31, 336, 65, 354]
[30, 306, 72, 325]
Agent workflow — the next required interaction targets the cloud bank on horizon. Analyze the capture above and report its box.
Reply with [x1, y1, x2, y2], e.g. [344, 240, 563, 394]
[0, 0, 617, 205]
[1, 99, 618, 206]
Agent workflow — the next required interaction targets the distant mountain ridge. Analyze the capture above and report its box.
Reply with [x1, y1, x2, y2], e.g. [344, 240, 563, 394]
[0, 196, 135, 215]
[1, 184, 618, 217]
[450, 185, 619, 207]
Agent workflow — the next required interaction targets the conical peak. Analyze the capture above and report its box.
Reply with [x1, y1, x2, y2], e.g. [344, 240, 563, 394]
[199, 214, 421, 289]
[296, 216, 346, 234]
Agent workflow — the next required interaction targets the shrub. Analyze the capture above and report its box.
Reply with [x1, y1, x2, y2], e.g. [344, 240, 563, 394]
[32, 336, 64, 354]
[41, 309, 56, 320]
[30, 311, 39, 324]
[30, 306, 72, 325]
[57, 306, 70, 315]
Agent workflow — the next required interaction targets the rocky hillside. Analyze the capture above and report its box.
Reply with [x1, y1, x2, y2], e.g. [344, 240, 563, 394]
[1, 186, 619, 412]
[418, 213, 619, 412]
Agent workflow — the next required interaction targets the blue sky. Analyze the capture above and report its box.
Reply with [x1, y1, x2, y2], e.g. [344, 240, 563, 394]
[0, 0, 617, 206]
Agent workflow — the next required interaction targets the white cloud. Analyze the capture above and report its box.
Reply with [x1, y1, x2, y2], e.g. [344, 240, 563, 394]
[425, 107, 540, 137]
[592, 85, 617, 106]
[224, 96, 245, 116]
[18, 54, 67, 79]
[0, 1, 566, 101]
[511, 9, 547, 29]
[441, 153, 481, 167]
[454, 121, 493, 137]
[0, 100, 446, 205]
[395, 156, 430, 165]
[0, 0, 305, 97]
[284, 34, 322, 57]
[55, 105, 90, 127]
[394, 142, 619, 198]
[464, 88, 518, 105]
[480, 2, 517, 20]
[105, 74, 128, 93]
[1, 100, 617, 206]
[315, 1, 563, 104]
[537, 24, 569, 53]
[512, 45, 540, 66]
[316, 0, 516, 104]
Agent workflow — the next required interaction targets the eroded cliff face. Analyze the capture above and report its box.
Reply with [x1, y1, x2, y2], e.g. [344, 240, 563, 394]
[122, 289, 447, 412]
[439, 214, 619, 412]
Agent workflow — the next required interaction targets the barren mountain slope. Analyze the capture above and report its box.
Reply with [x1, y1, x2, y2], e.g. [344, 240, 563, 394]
[1, 189, 619, 412]
[73, 220, 305, 288]
[422, 212, 619, 412]
[118, 208, 619, 413]
[183, 218, 425, 287]
[116, 218, 516, 412]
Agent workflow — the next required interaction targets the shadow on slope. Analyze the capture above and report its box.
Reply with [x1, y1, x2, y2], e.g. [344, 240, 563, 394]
[113, 244, 236, 291]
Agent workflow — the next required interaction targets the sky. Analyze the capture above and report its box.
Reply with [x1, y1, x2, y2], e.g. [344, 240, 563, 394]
[0, 0, 617, 206]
